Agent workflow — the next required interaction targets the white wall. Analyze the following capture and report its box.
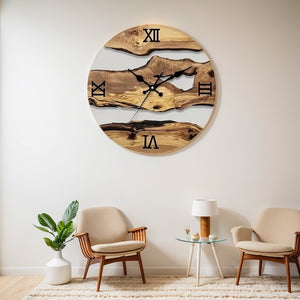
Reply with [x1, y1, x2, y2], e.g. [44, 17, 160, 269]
[1, 0, 299, 277]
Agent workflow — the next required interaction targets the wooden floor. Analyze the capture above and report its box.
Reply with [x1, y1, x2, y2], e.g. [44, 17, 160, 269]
[0, 276, 44, 300]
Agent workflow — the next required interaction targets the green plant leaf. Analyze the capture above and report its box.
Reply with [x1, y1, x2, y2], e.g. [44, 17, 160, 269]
[57, 221, 65, 233]
[62, 200, 79, 223]
[38, 213, 57, 232]
[62, 223, 74, 239]
[57, 221, 74, 244]
[35, 201, 79, 251]
[44, 238, 59, 251]
[33, 225, 55, 237]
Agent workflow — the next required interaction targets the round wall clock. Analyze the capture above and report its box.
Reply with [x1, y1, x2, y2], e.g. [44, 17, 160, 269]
[88, 24, 216, 155]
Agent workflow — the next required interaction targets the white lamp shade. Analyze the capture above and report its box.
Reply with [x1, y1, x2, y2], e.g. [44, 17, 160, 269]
[191, 199, 218, 216]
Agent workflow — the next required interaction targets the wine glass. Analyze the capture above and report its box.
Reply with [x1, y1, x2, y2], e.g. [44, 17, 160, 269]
[184, 225, 190, 237]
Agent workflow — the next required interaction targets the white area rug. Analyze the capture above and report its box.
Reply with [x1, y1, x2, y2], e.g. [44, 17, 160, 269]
[23, 275, 300, 299]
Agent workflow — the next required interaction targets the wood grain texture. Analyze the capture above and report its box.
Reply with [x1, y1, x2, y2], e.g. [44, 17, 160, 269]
[89, 56, 215, 112]
[0, 276, 43, 300]
[88, 24, 217, 154]
[105, 24, 202, 56]
[100, 120, 202, 154]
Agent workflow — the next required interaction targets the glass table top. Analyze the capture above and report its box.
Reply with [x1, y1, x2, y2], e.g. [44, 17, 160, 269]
[176, 235, 226, 244]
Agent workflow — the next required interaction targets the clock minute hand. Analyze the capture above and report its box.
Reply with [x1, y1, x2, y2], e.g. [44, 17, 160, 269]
[154, 66, 192, 89]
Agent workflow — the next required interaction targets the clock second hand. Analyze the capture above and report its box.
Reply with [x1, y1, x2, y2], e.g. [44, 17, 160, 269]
[130, 73, 163, 122]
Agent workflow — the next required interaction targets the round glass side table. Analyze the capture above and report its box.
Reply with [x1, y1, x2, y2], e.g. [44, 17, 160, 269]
[176, 235, 226, 286]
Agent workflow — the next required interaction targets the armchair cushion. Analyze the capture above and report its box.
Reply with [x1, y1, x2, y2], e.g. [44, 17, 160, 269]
[91, 240, 145, 254]
[231, 226, 254, 245]
[76, 207, 128, 245]
[254, 208, 300, 246]
[236, 241, 293, 254]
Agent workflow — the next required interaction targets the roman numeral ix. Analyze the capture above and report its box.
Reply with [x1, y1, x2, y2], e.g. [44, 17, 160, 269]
[91, 81, 105, 97]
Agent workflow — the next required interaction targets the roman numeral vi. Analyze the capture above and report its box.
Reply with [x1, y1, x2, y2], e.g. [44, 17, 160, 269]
[143, 135, 159, 149]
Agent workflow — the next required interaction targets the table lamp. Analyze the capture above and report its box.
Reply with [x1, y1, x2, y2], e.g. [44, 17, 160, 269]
[192, 199, 218, 237]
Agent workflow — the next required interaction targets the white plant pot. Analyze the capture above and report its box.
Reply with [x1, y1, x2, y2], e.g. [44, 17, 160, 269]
[45, 250, 71, 285]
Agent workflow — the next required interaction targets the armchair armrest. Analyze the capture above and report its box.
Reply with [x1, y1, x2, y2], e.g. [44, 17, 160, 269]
[231, 226, 254, 245]
[75, 232, 88, 238]
[291, 231, 300, 257]
[128, 227, 147, 244]
[75, 232, 95, 259]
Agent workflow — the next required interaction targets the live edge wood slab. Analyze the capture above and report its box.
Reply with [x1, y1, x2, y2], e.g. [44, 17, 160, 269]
[101, 120, 202, 154]
[89, 56, 215, 112]
[105, 24, 202, 56]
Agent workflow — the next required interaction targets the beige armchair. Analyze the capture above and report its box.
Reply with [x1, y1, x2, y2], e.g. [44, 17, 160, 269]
[231, 208, 300, 292]
[75, 206, 147, 292]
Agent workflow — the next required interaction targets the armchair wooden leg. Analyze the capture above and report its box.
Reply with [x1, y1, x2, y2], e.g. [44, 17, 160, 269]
[236, 252, 245, 285]
[137, 252, 146, 284]
[122, 258, 127, 275]
[258, 259, 263, 276]
[295, 258, 300, 276]
[83, 258, 91, 279]
[284, 256, 291, 293]
[96, 256, 105, 292]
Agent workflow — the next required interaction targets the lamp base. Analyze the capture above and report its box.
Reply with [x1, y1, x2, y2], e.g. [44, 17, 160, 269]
[200, 216, 210, 237]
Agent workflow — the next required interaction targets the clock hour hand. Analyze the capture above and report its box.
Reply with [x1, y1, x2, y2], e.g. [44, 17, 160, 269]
[142, 83, 163, 97]
[128, 69, 151, 88]
[129, 69, 163, 97]
[130, 73, 163, 122]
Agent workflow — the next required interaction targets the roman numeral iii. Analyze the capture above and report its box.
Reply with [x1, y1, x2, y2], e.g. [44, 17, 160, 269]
[198, 82, 212, 96]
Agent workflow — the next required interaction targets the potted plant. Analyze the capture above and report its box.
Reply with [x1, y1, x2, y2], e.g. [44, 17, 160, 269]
[34, 200, 79, 284]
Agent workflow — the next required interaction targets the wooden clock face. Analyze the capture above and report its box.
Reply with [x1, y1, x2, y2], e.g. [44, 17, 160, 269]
[88, 24, 216, 154]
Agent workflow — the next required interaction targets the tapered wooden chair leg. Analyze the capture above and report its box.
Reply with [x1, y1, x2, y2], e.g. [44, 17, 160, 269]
[236, 252, 245, 285]
[137, 252, 146, 284]
[295, 258, 300, 276]
[258, 259, 263, 276]
[96, 256, 105, 292]
[83, 258, 91, 279]
[284, 256, 291, 293]
[122, 259, 127, 275]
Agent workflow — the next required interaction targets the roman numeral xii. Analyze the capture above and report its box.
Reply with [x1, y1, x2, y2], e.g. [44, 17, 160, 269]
[143, 28, 160, 43]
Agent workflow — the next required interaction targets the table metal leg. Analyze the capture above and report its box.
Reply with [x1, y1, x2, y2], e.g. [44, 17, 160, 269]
[187, 243, 195, 276]
[211, 243, 224, 278]
[196, 243, 201, 286]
